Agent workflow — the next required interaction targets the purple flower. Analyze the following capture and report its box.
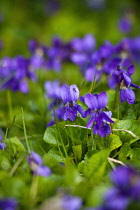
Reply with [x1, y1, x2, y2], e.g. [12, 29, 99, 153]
[0, 56, 36, 93]
[110, 166, 140, 200]
[44, 80, 62, 100]
[109, 65, 140, 104]
[71, 34, 96, 52]
[0, 143, 6, 150]
[81, 92, 114, 137]
[61, 84, 85, 121]
[118, 18, 132, 33]
[46, 37, 71, 72]
[61, 194, 82, 210]
[103, 187, 129, 210]
[0, 198, 18, 210]
[28, 152, 51, 177]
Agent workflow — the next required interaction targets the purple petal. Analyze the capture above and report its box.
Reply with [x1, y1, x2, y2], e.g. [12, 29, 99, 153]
[28, 152, 43, 165]
[120, 89, 126, 103]
[130, 83, 140, 89]
[64, 107, 77, 121]
[71, 53, 87, 65]
[0, 198, 18, 210]
[85, 67, 95, 82]
[122, 72, 131, 87]
[75, 104, 85, 118]
[83, 34, 96, 51]
[93, 123, 100, 135]
[36, 165, 51, 177]
[84, 93, 98, 110]
[70, 85, 79, 102]
[98, 92, 108, 109]
[62, 195, 82, 210]
[99, 123, 111, 137]
[125, 88, 135, 104]
[0, 143, 6, 150]
[120, 89, 135, 104]
[86, 115, 95, 128]
[61, 85, 71, 103]
[127, 65, 135, 76]
[101, 112, 114, 123]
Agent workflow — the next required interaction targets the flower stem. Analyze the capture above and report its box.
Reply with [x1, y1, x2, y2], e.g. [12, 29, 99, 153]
[21, 107, 31, 154]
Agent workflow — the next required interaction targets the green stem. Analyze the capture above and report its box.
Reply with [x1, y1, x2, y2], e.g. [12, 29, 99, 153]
[117, 85, 120, 120]
[7, 90, 13, 121]
[9, 155, 26, 176]
[29, 176, 39, 208]
[21, 107, 31, 153]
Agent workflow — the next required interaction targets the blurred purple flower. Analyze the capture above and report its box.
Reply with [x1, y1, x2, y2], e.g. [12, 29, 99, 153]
[118, 18, 132, 33]
[0, 198, 18, 210]
[28, 152, 51, 177]
[0, 56, 36, 93]
[61, 194, 82, 210]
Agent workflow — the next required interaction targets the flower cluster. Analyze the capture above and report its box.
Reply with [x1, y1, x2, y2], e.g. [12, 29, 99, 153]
[60, 84, 114, 137]
[0, 56, 36, 93]
[0, 34, 140, 96]
[27, 151, 51, 177]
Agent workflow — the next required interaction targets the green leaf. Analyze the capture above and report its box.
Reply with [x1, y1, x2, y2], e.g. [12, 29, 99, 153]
[72, 145, 82, 162]
[113, 119, 140, 143]
[43, 122, 68, 146]
[5, 137, 26, 159]
[107, 134, 122, 151]
[78, 149, 110, 185]
[118, 143, 131, 163]
[43, 126, 60, 146]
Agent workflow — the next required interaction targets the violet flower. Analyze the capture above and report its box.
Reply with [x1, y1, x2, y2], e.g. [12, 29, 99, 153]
[109, 65, 140, 104]
[0, 198, 18, 210]
[46, 37, 71, 72]
[61, 84, 85, 121]
[61, 194, 82, 210]
[118, 17, 132, 33]
[0, 56, 36, 93]
[81, 91, 114, 137]
[28, 152, 51, 177]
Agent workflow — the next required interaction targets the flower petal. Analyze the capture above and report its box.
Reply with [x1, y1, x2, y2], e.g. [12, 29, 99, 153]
[75, 104, 85, 118]
[98, 92, 108, 109]
[86, 115, 95, 128]
[125, 88, 135, 104]
[122, 72, 131, 87]
[127, 65, 135, 76]
[130, 83, 140, 89]
[61, 85, 71, 103]
[70, 84, 79, 102]
[84, 93, 98, 110]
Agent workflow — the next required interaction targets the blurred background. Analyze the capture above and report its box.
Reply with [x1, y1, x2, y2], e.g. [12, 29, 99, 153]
[0, 0, 140, 56]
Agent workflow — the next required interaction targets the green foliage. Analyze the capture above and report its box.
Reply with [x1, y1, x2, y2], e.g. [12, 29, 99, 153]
[78, 149, 110, 185]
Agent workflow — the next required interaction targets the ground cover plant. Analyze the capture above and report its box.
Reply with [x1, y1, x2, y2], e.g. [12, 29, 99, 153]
[1, 0, 140, 209]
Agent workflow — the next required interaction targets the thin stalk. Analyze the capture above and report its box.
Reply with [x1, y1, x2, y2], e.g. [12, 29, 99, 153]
[29, 176, 39, 208]
[91, 129, 95, 150]
[21, 107, 31, 154]
[9, 155, 26, 176]
[7, 90, 13, 121]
